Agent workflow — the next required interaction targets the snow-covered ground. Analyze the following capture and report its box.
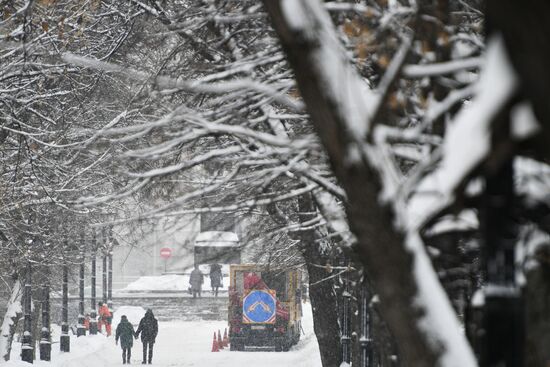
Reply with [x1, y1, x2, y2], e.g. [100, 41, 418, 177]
[1, 302, 321, 367]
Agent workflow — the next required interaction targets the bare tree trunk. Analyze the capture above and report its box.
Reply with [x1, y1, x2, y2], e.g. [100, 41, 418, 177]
[21, 263, 33, 363]
[296, 193, 342, 367]
[261, 2, 475, 365]
[39, 274, 51, 361]
[60, 263, 70, 352]
[108, 247, 113, 311]
[305, 257, 342, 367]
[77, 244, 86, 337]
[90, 232, 98, 335]
[0, 278, 22, 361]
[102, 229, 108, 305]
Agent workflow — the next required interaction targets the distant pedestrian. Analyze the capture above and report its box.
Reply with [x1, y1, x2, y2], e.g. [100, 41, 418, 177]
[135, 309, 158, 364]
[116, 315, 135, 364]
[99, 302, 112, 336]
[209, 263, 223, 297]
[84, 313, 90, 330]
[189, 264, 204, 298]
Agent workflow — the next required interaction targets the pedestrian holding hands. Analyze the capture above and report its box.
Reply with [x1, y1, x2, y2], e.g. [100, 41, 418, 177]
[135, 309, 158, 364]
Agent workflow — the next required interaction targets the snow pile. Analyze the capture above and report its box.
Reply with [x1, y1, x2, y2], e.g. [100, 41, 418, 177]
[120, 273, 229, 293]
[4, 330, 108, 367]
[111, 306, 146, 327]
[121, 274, 188, 292]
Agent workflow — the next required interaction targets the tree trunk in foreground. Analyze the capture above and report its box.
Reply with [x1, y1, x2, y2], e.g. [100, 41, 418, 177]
[21, 263, 33, 363]
[0, 278, 22, 361]
[291, 193, 342, 367]
[262, 2, 475, 365]
[60, 263, 70, 352]
[304, 249, 342, 367]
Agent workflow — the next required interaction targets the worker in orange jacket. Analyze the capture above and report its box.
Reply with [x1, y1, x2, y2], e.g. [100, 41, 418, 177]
[83, 314, 90, 330]
[98, 303, 112, 336]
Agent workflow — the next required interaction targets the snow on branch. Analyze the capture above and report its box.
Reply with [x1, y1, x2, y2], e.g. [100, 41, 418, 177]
[93, 183, 319, 226]
[125, 146, 243, 178]
[281, 0, 377, 140]
[324, 2, 381, 17]
[62, 53, 304, 112]
[411, 35, 521, 231]
[402, 57, 482, 78]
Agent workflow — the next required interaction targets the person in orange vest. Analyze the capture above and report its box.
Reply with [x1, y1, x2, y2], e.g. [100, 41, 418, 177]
[83, 314, 90, 330]
[99, 303, 112, 336]
[97, 302, 104, 332]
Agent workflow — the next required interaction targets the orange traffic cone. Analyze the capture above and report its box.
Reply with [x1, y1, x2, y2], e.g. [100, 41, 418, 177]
[211, 332, 219, 352]
[222, 328, 229, 347]
[218, 330, 224, 349]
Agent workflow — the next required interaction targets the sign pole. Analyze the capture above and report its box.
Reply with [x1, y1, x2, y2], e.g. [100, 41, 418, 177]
[160, 248, 172, 274]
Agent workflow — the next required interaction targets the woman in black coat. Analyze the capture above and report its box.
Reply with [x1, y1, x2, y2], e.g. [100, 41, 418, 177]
[135, 309, 158, 364]
[115, 315, 135, 364]
[209, 263, 223, 297]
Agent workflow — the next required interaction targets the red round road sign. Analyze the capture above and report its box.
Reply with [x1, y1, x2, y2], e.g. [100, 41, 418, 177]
[160, 247, 172, 259]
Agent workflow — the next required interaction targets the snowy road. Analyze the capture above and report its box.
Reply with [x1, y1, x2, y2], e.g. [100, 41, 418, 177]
[4, 303, 321, 367]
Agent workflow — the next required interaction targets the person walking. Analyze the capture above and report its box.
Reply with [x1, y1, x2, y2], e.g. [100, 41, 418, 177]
[189, 264, 204, 298]
[209, 263, 223, 297]
[99, 302, 112, 336]
[115, 315, 135, 364]
[135, 309, 158, 364]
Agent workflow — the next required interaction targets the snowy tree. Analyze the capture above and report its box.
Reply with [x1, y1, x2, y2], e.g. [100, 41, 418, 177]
[1, 0, 549, 366]
[261, 0, 550, 366]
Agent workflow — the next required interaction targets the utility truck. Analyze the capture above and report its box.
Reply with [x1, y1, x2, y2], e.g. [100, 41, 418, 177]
[228, 264, 303, 351]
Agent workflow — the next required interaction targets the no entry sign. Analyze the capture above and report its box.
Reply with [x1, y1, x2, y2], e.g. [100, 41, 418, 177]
[160, 247, 172, 259]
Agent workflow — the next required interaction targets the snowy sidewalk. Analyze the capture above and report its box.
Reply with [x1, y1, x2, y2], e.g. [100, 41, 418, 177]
[2, 303, 321, 367]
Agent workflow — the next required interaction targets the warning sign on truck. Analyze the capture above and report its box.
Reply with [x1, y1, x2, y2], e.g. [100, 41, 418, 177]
[242, 289, 277, 324]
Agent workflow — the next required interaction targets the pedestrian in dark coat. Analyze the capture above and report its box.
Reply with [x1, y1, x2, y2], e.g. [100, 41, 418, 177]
[135, 309, 158, 364]
[209, 263, 223, 297]
[189, 264, 204, 298]
[115, 315, 135, 364]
